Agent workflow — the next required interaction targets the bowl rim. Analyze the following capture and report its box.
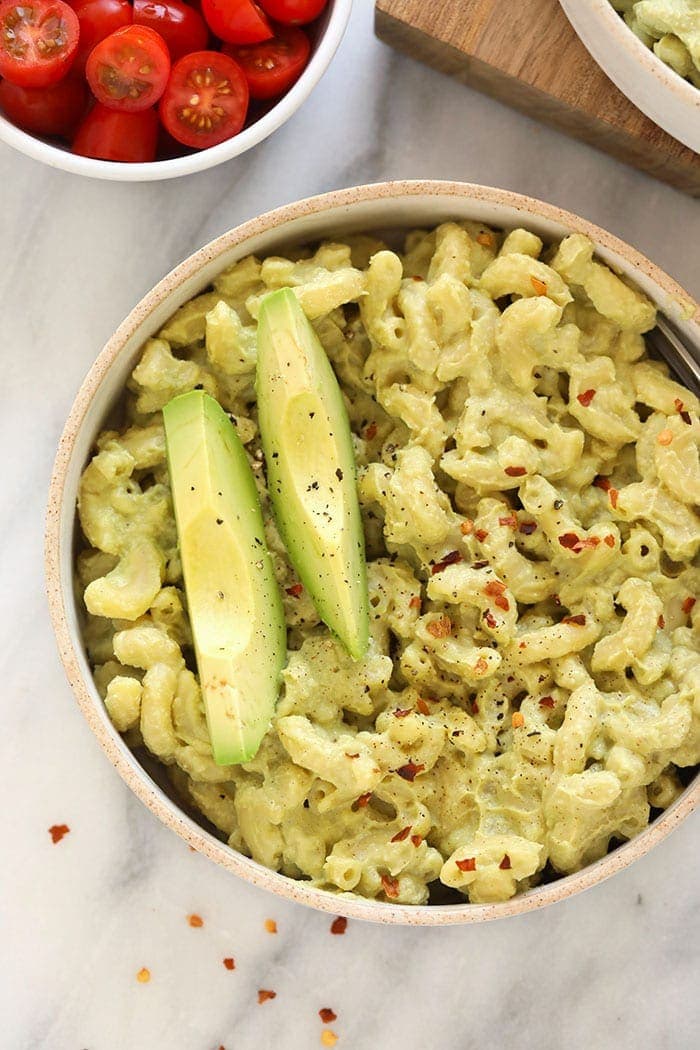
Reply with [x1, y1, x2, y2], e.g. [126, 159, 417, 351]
[0, 0, 352, 182]
[559, 0, 700, 152]
[45, 179, 700, 925]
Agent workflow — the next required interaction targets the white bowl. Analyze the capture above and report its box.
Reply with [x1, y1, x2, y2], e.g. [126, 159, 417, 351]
[0, 0, 352, 181]
[46, 180, 700, 924]
[559, 0, 700, 152]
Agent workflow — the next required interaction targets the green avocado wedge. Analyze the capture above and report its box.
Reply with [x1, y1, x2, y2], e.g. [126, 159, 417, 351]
[163, 391, 286, 765]
[256, 288, 369, 661]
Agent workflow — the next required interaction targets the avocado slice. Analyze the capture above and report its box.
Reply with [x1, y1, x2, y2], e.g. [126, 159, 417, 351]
[256, 288, 369, 661]
[163, 390, 286, 765]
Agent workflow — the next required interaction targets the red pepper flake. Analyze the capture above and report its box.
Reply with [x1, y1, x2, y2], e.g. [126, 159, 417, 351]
[558, 532, 580, 550]
[519, 520, 537, 535]
[456, 857, 476, 872]
[504, 465, 527, 477]
[319, 1009, 337, 1024]
[136, 967, 151, 983]
[264, 919, 277, 934]
[330, 916, 347, 935]
[188, 914, 204, 928]
[396, 761, 425, 782]
[594, 476, 611, 492]
[472, 700, 480, 714]
[476, 231, 494, 248]
[460, 519, 474, 535]
[391, 826, 412, 843]
[431, 549, 463, 574]
[223, 957, 236, 971]
[258, 990, 276, 1004]
[512, 712, 525, 729]
[562, 614, 586, 626]
[484, 610, 498, 629]
[682, 596, 696, 615]
[499, 854, 512, 870]
[411, 835, 423, 848]
[674, 398, 692, 425]
[49, 824, 70, 844]
[380, 873, 400, 898]
[610, 489, 619, 509]
[409, 595, 422, 609]
[393, 707, 412, 718]
[539, 695, 555, 709]
[285, 583, 303, 598]
[530, 276, 547, 296]
[494, 595, 510, 612]
[474, 656, 489, 674]
[657, 615, 665, 629]
[604, 534, 615, 548]
[356, 792, 372, 808]
[474, 528, 489, 541]
[657, 428, 673, 446]
[499, 514, 518, 528]
[426, 616, 452, 638]
[364, 422, 378, 440]
[416, 698, 431, 716]
[484, 580, 507, 597]
[576, 388, 596, 407]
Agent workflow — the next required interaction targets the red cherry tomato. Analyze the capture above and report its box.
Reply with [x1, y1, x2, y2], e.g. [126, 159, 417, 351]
[72, 0, 132, 71]
[0, 72, 86, 135]
[159, 50, 248, 149]
[259, 0, 326, 25]
[200, 0, 272, 44]
[72, 101, 158, 160]
[224, 24, 309, 99]
[133, 0, 209, 63]
[86, 24, 171, 111]
[0, 0, 79, 87]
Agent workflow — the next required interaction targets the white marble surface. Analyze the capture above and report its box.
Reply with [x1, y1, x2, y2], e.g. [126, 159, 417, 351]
[1, 3, 699, 1049]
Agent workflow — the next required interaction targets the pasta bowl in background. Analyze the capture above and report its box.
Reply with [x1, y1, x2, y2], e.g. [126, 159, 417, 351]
[559, 0, 700, 153]
[46, 181, 700, 924]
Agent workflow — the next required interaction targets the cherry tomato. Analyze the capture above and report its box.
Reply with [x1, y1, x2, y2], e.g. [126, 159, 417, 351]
[73, 0, 132, 71]
[86, 24, 171, 111]
[224, 24, 309, 99]
[0, 0, 79, 87]
[159, 50, 248, 149]
[134, 0, 208, 62]
[72, 102, 159, 160]
[200, 0, 272, 44]
[259, 0, 326, 25]
[0, 72, 86, 135]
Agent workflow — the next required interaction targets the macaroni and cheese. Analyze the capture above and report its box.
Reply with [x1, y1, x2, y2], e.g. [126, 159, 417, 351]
[611, 0, 700, 85]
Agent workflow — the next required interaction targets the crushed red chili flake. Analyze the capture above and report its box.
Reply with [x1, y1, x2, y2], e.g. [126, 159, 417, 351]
[657, 428, 673, 446]
[319, 1009, 337, 1024]
[562, 614, 586, 626]
[576, 388, 596, 407]
[456, 857, 476, 872]
[381, 874, 400, 898]
[330, 916, 347, 935]
[499, 854, 512, 870]
[409, 595, 422, 609]
[258, 990, 276, 1004]
[484, 610, 498, 629]
[682, 596, 696, 615]
[223, 958, 236, 970]
[512, 712, 525, 729]
[474, 528, 489, 542]
[393, 707, 412, 718]
[558, 532, 581, 549]
[416, 698, 431, 716]
[426, 616, 452, 638]
[658, 615, 665, 629]
[364, 422, 378, 440]
[264, 919, 277, 934]
[674, 398, 692, 424]
[594, 476, 611, 491]
[609, 489, 619, 509]
[472, 700, 480, 714]
[474, 656, 489, 674]
[499, 514, 518, 528]
[285, 583, 303, 598]
[431, 550, 463, 574]
[504, 466, 527, 477]
[519, 521, 537, 535]
[391, 826, 412, 843]
[604, 534, 615, 548]
[484, 580, 507, 597]
[411, 835, 423, 848]
[539, 696, 555, 708]
[356, 792, 372, 808]
[460, 519, 474, 535]
[188, 914, 204, 928]
[396, 761, 425, 782]
[477, 232, 494, 248]
[530, 276, 547, 296]
[136, 967, 151, 983]
[49, 824, 70, 844]
[494, 595, 510, 612]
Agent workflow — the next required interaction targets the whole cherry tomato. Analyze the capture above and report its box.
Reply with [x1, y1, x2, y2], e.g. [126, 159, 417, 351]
[0, 73, 86, 135]
[134, 0, 209, 62]
[72, 0, 132, 71]
[73, 102, 159, 160]
[259, 0, 327, 25]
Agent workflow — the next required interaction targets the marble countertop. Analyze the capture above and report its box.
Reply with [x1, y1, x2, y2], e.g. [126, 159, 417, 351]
[1, 3, 698, 1049]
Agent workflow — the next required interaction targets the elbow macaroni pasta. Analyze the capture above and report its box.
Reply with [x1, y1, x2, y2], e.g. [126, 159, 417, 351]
[77, 222, 699, 906]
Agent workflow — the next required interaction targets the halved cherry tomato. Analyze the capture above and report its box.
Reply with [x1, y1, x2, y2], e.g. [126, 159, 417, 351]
[73, 0, 132, 71]
[72, 101, 159, 159]
[86, 24, 171, 111]
[159, 49, 248, 148]
[0, 72, 86, 135]
[259, 0, 326, 25]
[201, 0, 272, 44]
[224, 24, 309, 99]
[0, 0, 79, 87]
[134, 0, 208, 63]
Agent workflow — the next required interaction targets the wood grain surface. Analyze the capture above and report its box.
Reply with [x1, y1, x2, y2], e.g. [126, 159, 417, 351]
[375, 0, 700, 195]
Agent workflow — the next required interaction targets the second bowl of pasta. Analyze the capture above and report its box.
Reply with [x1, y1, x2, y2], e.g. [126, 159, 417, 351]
[46, 180, 700, 924]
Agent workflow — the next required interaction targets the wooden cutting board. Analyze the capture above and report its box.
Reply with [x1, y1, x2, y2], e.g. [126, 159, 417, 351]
[375, 0, 700, 196]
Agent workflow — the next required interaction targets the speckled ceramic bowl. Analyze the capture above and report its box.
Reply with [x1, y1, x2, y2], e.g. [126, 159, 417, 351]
[46, 181, 700, 924]
[559, 0, 700, 152]
[0, 0, 352, 181]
